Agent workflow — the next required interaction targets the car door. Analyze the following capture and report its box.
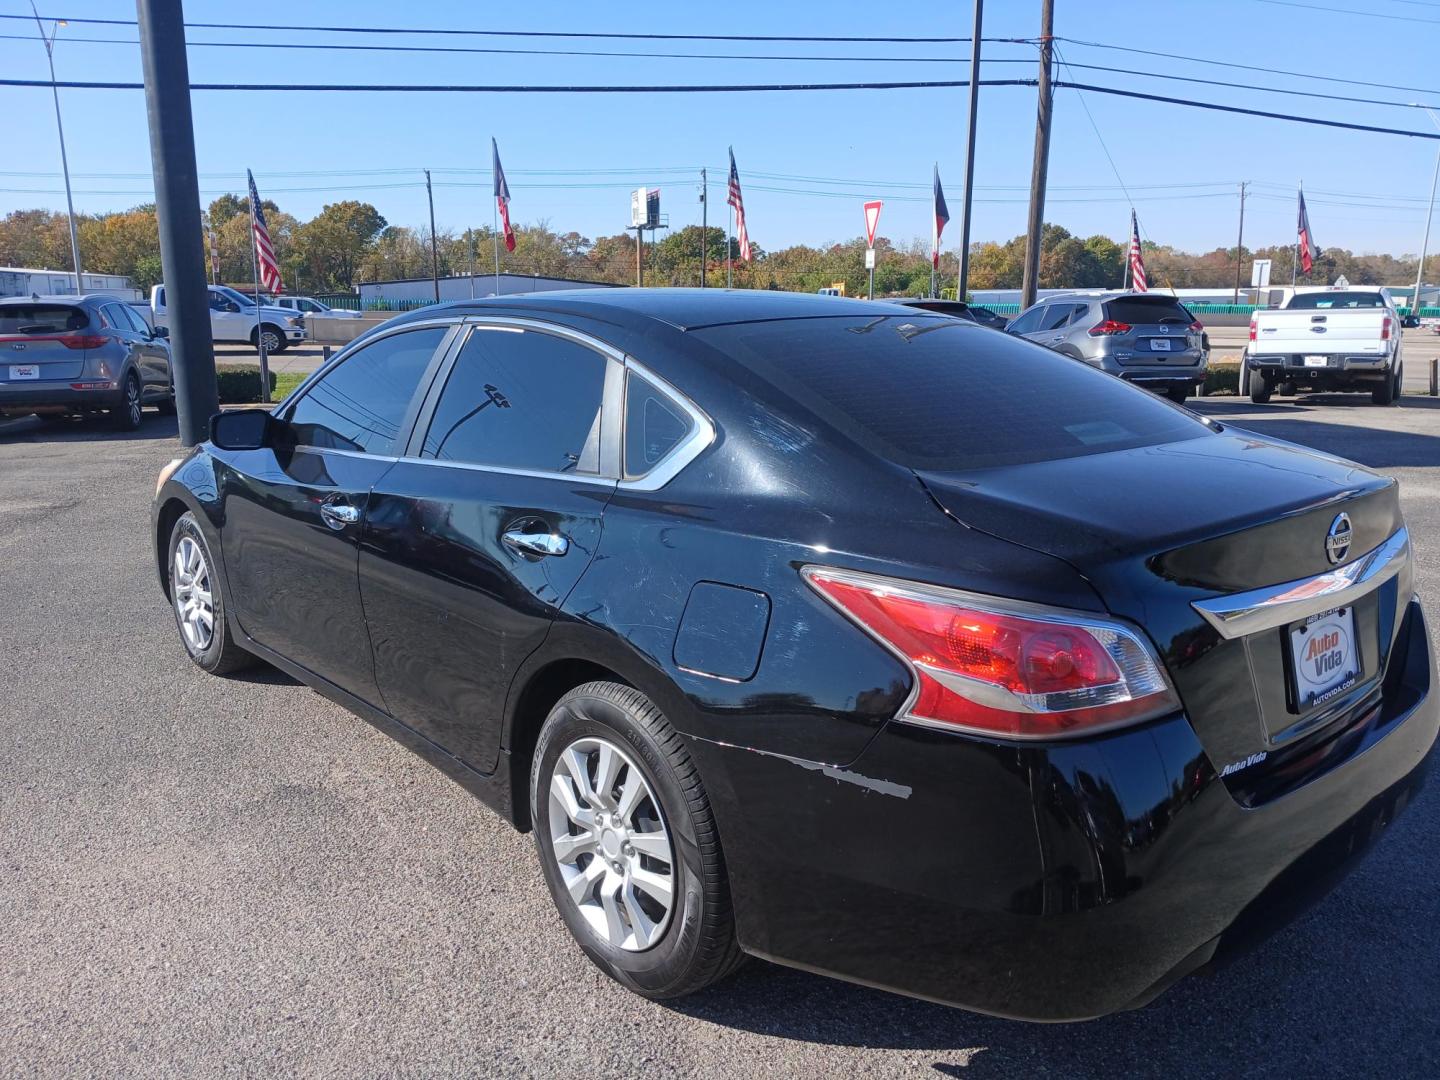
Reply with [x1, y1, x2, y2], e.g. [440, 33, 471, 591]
[115, 303, 168, 394]
[358, 319, 618, 773]
[208, 289, 253, 344]
[215, 322, 456, 702]
[1028, 302, 1084, 350]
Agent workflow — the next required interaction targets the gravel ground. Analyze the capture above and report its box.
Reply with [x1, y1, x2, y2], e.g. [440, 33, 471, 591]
[1, 395, 1437, 1078]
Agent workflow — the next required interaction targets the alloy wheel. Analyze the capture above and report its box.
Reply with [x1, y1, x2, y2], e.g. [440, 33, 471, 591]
[260, 328, 281, 353]
[125, 378, 141, 426]
[548, 736, 676, 951]
[173, 536, 214, 652]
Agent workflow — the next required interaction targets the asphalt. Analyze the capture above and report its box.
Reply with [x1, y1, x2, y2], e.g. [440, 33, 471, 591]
[1, 394, 1438, 1078]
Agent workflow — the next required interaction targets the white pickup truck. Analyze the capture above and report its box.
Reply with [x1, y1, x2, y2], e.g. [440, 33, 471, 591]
[1245, 286, 1416, 405]
[150, 284, 306, 354]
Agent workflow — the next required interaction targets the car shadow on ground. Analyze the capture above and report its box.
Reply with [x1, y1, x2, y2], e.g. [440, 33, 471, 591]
[0, 412, 180, 443]
[1194, 397, 1440, 470]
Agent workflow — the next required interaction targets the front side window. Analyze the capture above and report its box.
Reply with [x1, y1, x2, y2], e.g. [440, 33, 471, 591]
[285, 326, 447, 455]
[119, 305, 151, 335]
[624, 371, 694, 479]
[422, 326, 606, 474]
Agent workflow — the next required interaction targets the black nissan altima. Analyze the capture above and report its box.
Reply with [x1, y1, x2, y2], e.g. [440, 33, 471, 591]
[152, 289, 1437, 1021]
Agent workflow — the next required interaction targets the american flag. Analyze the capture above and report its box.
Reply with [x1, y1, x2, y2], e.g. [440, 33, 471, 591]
[247, 170, 283, 295]
[1297, 189, 1317, 275]
[727, 147, 752, 262]
[932, 164, 950, 270]
[1128, 209, 1148, 293]
[493, 138, 516, 253]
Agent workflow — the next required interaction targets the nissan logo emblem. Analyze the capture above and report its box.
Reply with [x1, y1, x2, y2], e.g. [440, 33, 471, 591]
[1326, 513, 1353, 565]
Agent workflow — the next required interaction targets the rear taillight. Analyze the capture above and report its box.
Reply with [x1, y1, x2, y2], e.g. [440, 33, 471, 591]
[1248, 317, 1258, 343]
[70, 380, 117, 390]
[803, 567, 1180, 739]
[1189, 320, 1204, 332]
[1381, 316, 1392, 341]
[1088, 320, 1132, 336]
[61, 334, 107, 350]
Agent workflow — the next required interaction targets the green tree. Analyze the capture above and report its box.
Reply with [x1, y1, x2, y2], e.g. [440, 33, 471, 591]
[293, 200, 387, 289]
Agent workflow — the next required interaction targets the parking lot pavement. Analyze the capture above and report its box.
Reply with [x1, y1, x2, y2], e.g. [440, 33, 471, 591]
[2, 399, 1438, 1078]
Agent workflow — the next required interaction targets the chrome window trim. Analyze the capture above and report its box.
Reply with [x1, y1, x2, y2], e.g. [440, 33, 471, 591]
[1192, 527, 1410, 640]
[393, 454, 618, 488]
[617, 358, 715, 492]
[276, 316, 466, 413]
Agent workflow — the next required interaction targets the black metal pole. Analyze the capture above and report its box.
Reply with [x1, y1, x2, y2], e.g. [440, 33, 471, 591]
[136, 0, 216, 447]
[426, 169, 440, 302]
[1019, 0, 1054, 311]
[956, 0, 983, 302]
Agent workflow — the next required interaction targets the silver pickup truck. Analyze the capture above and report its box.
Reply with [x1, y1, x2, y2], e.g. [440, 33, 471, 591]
[1244, 287, 1417, 405]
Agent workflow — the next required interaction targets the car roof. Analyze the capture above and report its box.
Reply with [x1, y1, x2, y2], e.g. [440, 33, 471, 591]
[379, 287, 951, 334]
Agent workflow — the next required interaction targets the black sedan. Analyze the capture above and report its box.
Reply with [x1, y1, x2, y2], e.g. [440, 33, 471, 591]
[885, 296, 1010, 329]
[152, 289, 1436, 1021]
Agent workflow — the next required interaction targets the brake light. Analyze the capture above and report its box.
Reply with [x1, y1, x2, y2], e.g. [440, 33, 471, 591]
[1088, 320, 1131, 336]
[803, 567, 1180, 739]
[1189, 320, 1204, 332]
[70, 380, 117, 390]
[61, 334, 107, 350]
[1381, 316, 1392, 341]
[1249, 316, 1258, 343]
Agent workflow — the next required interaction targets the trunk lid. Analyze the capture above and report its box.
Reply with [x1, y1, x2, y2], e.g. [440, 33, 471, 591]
[1100, 296, 1203, 366]
[0, 303, 93, 382]
[1252, 309, 1390, 356]
[917, 430, 1410, 792]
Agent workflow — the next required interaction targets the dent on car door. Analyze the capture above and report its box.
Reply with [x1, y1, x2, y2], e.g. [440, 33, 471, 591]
[359, 322, 617, 774]
[215, 323, 455, 702]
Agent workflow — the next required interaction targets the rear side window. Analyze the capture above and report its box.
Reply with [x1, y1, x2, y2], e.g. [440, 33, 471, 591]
[1041, 303, 1084, 331]
[0, 304, 87, 334]
[421, 326, 606, 475]
[1285, 292, 1384, 309]
[695, 316, 1209, 470]
[286, 326, 447, 455]
[624, 371, 694, 479]
[1104, 298, 1192, 325]
[1005, 306, 1045, 335]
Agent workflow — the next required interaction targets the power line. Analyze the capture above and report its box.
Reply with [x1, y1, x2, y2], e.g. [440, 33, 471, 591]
[1057, 35, 1440, 98]
[0, 13, 1009, 43]
[0, 76, 1032, 93]
[0, 30, 1040, 64]
[1256, 0, 1440, 22]
[1052, 81, 1440, 140]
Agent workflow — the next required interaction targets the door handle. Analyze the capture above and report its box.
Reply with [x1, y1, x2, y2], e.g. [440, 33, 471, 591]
[502, 529, 569, 558]
[320, 501, 360, 529]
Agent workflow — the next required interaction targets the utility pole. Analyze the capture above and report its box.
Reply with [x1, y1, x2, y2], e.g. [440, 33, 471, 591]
[956, 0, 983, 302]
[1019, 0, 1054, 311]
[31, 3, 82, 295]
[1232, 181, 1247, 304]
[468, 228, 476, 298]
[136, 0, 217, 447]
[1411, 106, 1440, 317]
[635, 226, 644, 288]
[425, 169, 440, 302]
[699, 167, 707, 288]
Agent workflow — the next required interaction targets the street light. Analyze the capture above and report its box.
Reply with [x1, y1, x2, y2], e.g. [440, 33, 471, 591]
[1410, 104, 1440, 318]
[30, 2, 82, 295]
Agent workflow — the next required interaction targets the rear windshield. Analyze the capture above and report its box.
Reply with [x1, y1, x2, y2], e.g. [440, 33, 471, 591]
[694, 315, 1209, 470]
[1285, 292, 1385, 309]
[0, 304, 88, 335]
[1103, 298, 1192, 325]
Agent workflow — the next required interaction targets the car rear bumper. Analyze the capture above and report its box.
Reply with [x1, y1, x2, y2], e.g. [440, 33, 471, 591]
[0, 380, 123, 413]
[1248, 353, 1390, 379]
[692, 596, 1436, 1021]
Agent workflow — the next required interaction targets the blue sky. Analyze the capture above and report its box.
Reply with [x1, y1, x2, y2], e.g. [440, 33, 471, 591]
[3, 0, 1439, 257]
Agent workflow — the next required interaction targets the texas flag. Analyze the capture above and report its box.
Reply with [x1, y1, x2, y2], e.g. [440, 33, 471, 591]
[493, 138, 516, 253]
[932, 165, 950, 270]
[1297, 188, 1317, 275]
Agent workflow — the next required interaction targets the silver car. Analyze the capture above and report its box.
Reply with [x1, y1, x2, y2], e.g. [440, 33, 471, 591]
[0, 295, 172, 430]
[1006, 292, 1208, 403]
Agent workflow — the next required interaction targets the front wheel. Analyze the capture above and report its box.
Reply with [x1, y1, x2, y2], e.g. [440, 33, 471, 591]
[252, 324, 286, 355]
[168, 512, 255, 675]
[531, 681, 744, 1000]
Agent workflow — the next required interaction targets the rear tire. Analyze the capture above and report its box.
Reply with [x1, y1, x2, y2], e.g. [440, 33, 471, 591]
[1165, 385, 1190, 405]
[167, 512, 255, 675]
[531, 681, 744, 1001]
[111, 371, 143, 431]
[1372, 365, 1398, 405]
[1248, 366, 1272, 404]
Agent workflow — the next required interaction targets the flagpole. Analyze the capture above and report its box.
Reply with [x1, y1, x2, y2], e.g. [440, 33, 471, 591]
[493, 199, 500, 298]
[930, 166, 937, 299]
[1122, 210, 1130, 291]
[247, 179, 270, 405]
[1294, 182, 1301, 286]
[727, 203, 733, 289]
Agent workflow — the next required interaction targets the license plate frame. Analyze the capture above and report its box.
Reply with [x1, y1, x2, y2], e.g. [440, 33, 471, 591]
[1149, 338, 1172, 352]
[1286, 606, 1362, 713]
[8, 364, 39, 380]
[1303, 354, 1329, 367]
